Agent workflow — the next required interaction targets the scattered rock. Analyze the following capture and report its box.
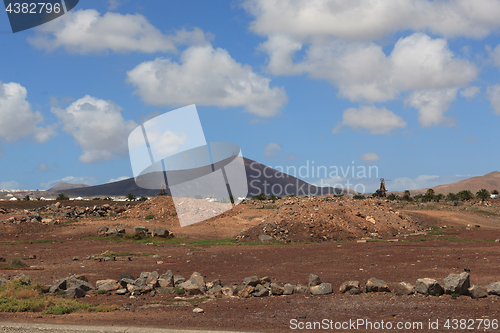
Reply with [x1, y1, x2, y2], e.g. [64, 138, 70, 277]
[96, 279, 120, 291]
[310, 283, 333, 295]
[133, 226, 148, 233]
[152, 227, 172, 238]
[443, 272, 470, 295]
[468, 285, 487, 299]
[394, 282, 415, 296]
[416, 278, 444, 296]
[179, 272, 206, 295]
[173, 275, 185, 286]
[243, 276, 260, 287]
[270, 283, 284, 295]
[65, 286, 85, 299]
[258, 235, 273, 242]
[283, 283, 295, 295]
[295, 286, 309, 294]
[308, 274, 322, 287]
[193, 307, 204, 313]
[487, 282, 500, 296]
[365, 278, 390, 293]
[339, 281, 361, 295]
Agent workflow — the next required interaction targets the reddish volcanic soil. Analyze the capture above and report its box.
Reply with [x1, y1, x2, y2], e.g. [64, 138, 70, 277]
[0, 196, 499, 332]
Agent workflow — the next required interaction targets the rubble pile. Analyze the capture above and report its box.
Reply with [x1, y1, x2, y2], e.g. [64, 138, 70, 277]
[0, 202, 130, 225]
[237, 196, 427, 242]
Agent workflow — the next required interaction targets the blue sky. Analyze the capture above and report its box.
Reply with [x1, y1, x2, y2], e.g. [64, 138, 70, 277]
[0, 0, 499, 193]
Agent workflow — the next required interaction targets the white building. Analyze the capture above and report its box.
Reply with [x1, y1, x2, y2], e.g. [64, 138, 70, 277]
[491, 194, 499, 199]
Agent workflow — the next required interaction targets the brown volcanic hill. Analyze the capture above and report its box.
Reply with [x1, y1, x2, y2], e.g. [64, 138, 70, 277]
[431, 171, 500, 195]
[61, 158, 349, 198]
[48, 182, 90, 192]
[390, 171, 500, 196]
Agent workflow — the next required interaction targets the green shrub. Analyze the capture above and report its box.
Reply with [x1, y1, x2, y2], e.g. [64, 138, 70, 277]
[252, 193, 267, 201]
[145, 214, 155, 220]
[56, 193, 69, 201]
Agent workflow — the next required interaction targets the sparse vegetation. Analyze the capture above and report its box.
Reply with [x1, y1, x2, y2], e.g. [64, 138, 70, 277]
[56, 193, 69, 201]
[145, 214, 155, 220]
[353, 193, 366, 200]
[252, 193, 268, 201]
[0, 258, 28, 269]
[138, 196, 148, 202]
[0, 278, 118, 314]
[476, 188, 491, 200]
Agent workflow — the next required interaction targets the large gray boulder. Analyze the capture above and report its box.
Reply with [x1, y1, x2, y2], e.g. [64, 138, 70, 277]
[366, 278, 390, 293]
[283, 284, 295, 295]
[270, 283, 284, 295]
[65, 286, 85, 298]
[152, 227, 172, 238]
[308, 274, 322, 287]
[174, 275, 185, 286]
[394, 282, 415, 296]
[310, 283, 333, 295]
[158, 270, 174, 288]
[487, 282, 500, 296]
[468, 285, 487, 299]
[253, 284, 269, 297]
[443, 272, 470, 295]
[96, 279, 120, 291]
[339, 281, 361, 295]
[179, 272, 206, 295]
[295, 285, 309, 294]
[243, 276, 260, 287]
[133, 226, 148, 233]
[416, 278, 444, 296]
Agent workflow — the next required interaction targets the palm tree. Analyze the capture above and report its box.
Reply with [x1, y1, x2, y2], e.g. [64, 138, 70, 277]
[425, 189, 435, 202]
[476, 189, 490, 200]
[126, 193, 137, 201]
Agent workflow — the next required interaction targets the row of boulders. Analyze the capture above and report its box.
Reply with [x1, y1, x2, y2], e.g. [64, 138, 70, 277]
[40, 270, 500, 301]
[96, 225, 173, 238]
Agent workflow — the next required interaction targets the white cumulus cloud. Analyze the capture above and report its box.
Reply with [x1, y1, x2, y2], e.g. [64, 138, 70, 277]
[487, 84, 500, 115]
[52, 95, 137, 164]
[244, 1, 482, 127]
[0, 81, 56, 143]
[243, 0, 500, 40]
[359, 152, 380, 164]
[27, 9, 208, 54]
[126, 44, 288, 117]
[332, 106, 407, 134]
[264, 142, 282, 159]
[460, 86, 481, 98]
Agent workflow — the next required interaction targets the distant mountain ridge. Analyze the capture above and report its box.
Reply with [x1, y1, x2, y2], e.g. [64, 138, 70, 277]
[391, 171, 500, 196]
[48, 182, 89, 192]
[56, 158, 349, 198]
[431, 171, 500, 195]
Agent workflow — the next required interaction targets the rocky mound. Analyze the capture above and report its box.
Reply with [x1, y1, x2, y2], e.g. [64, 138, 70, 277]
[236, 196, 427, 243]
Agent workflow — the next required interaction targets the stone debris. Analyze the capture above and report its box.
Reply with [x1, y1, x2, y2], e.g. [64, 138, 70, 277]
[236, 196, 425, 243]
[416, 278, 444, 296]
[468, 285, 487, 299]
[443, 272, 470, 295]
[365, 277, 390, 293]
[394, 282, 415, 296]
[1, 270, 495, 302]
[487, 282, 500, 296]
[339, 281, 361, 295]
